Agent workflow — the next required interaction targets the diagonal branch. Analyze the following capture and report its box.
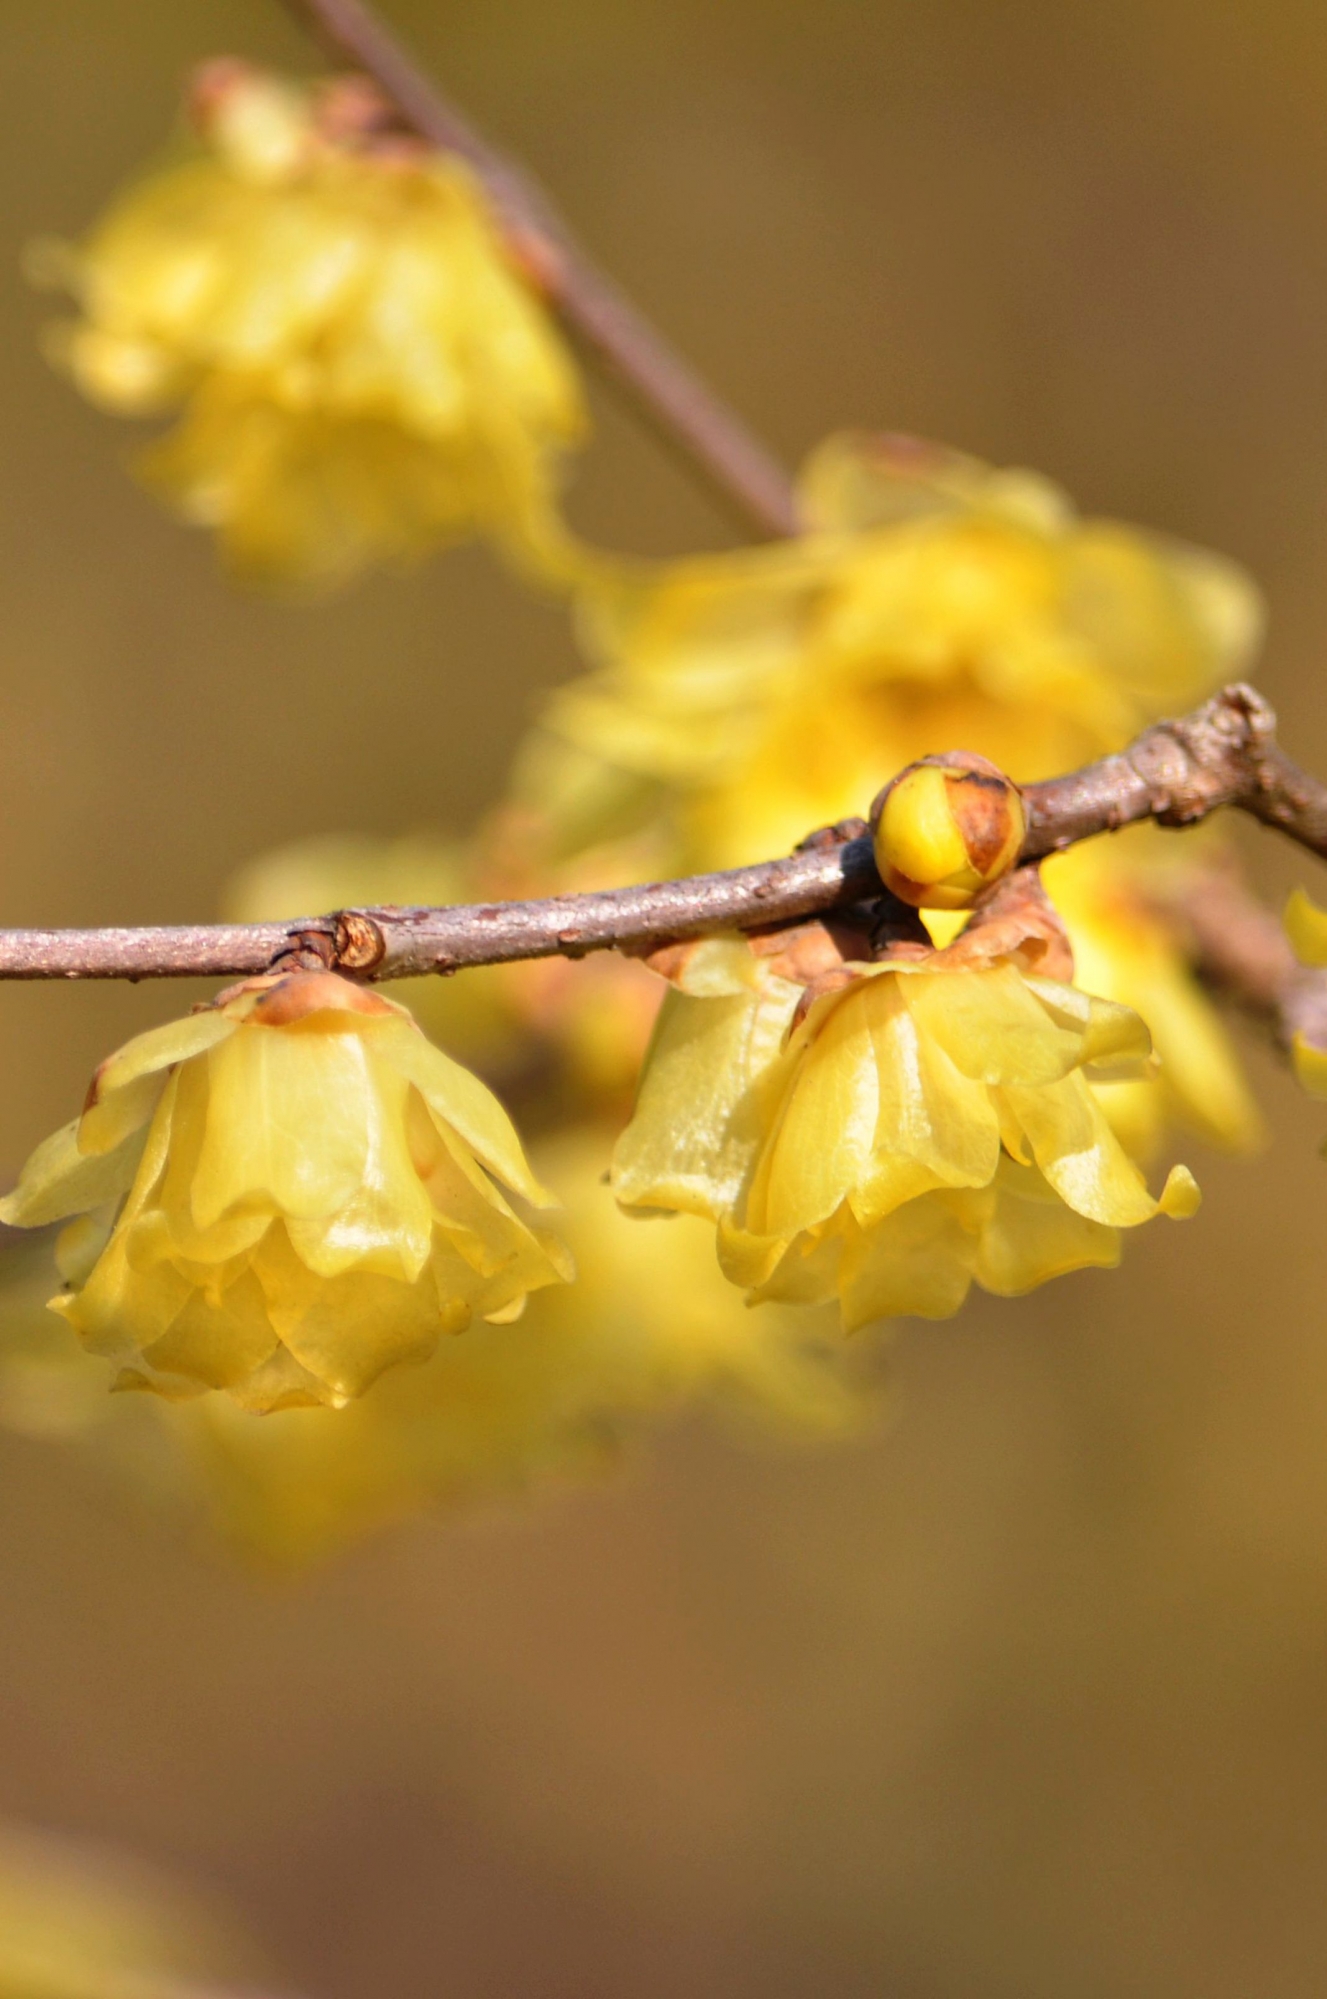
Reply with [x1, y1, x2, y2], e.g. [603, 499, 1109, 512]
[276, 0, 801, 539]
[0, 684, 1323, 985]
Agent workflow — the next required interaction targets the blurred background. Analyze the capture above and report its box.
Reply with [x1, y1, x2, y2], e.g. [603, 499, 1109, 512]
[2, 1, 1327, 1993]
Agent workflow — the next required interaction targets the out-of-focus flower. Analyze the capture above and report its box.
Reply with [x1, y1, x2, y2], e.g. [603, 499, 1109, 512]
[517, 430, 1261, 1164]
[0, 1818, 270, 1999]
[524, 431, 1261, 867]
[0, 971, 569, 1411]
[871, 752, 1026, 909]
[181, 1125, 874, 1560]
[613, 932, 1198, 1329]
[32, 63, 586, 588]
[0, 1130, 873, 1562]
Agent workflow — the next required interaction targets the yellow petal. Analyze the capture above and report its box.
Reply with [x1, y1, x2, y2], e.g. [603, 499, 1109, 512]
[81, 1008, 236, 1155]
[0, 1120, 144, 1228]
[1292, 1034, 1327, 1099]
[999, 1072, 1168, 1227]
[970, 1161, 1121, 1294]
[837, 1196, 977, 1329]
[1158, 1163, 1201, 1218]
[189, 1017, 372, 1226]
[613, 979, 798, 1219]
[904, 965, 1087, 1086]
[1288, 888, 1327, 969]
[371, 1017, 554, 1208]
[254, 1223, 443, 1401]
[135, 1265, 280, 1392]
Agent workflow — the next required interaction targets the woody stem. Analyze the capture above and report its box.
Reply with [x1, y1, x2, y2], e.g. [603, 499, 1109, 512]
[276, 0, 801, 538]
[0, 685, 1321, 989]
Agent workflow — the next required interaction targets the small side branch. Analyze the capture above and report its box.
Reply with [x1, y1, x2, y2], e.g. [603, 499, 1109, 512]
[1152, 861, 1327, 1056]
[0, 683, 1323, 984]
[277, 0, 800, 539]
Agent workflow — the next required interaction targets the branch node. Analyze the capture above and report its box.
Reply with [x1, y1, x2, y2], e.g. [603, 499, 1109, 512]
[335, 910, 388, 974]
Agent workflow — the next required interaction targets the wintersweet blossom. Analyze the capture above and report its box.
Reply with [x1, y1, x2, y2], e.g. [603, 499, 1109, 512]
[524, 430, 1262, 868]
[613, 931, 1198, 1329]
[0, 971, 570, 1411]
[34, 65, 586, 586]
[516, 430, 1262, 1161]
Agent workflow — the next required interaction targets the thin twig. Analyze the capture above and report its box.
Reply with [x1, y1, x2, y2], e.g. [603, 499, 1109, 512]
[0, 684, 1321, 985]
[276, 0, 800, 539]
[1151, 860, 1327, 1056]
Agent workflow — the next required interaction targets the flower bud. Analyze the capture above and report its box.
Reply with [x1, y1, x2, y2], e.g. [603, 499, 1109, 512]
[871, 752, 1025, 909]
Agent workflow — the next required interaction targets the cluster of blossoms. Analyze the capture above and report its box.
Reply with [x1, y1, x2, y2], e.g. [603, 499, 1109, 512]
[33, 63, 585, 586]
[3, 56, 1318, 1559]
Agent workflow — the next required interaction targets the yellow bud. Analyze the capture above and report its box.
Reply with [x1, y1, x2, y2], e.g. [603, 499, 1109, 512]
[872, 753, 1025, 909]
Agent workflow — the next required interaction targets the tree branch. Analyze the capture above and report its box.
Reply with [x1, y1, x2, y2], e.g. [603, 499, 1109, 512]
[0, 684, 1321, 986]
[276, 0, 801, 539]
[1149, 859, 1327, 1056]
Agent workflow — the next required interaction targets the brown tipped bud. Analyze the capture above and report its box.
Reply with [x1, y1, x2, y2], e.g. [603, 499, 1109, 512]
[870, 752, 1026, 910]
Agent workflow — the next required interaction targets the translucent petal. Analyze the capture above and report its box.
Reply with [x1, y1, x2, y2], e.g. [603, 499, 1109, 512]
[999, 1072, 1166, 1226]
[970, 1161, 1121, 1294]
[135, 1265, 280, 1392]
[838, 1197, 977, 1329]
[285, 1060, 434, 1281]
[254, 1224, 442, 1401]
[0, 1119, 144, 1227]
[613, 980, 798, 1219]
[903, 966, 1087, 1086]
[82, 1009, 236, 1149]
[190, 1018, 372, 1226]
[54, 1208, 115, 1287]
[748, 981, 882, 1235]
[370, 1017, 554, 1207]
[1158, 1164, 1201, 1218]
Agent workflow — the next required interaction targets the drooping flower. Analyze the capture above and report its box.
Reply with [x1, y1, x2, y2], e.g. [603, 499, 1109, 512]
[612, 927, 1198, 1329]
[0, 1127, 872, 1561]
[33, 64, 586, 587]
[0, 971, 570, 1411]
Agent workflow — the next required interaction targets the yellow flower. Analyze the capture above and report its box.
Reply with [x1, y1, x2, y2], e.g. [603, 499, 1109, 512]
[35, 64, 586, 587]
[0, 1129, 871, 1560]
[524, 430, 1261, 867]
[0, 971, 569, 1411]
[613, 939, 1198, 1330]
[515, 430, 1261, 1163]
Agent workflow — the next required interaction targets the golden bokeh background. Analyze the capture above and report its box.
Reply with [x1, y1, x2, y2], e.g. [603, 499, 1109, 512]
[2, 1, 1327, 1992]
